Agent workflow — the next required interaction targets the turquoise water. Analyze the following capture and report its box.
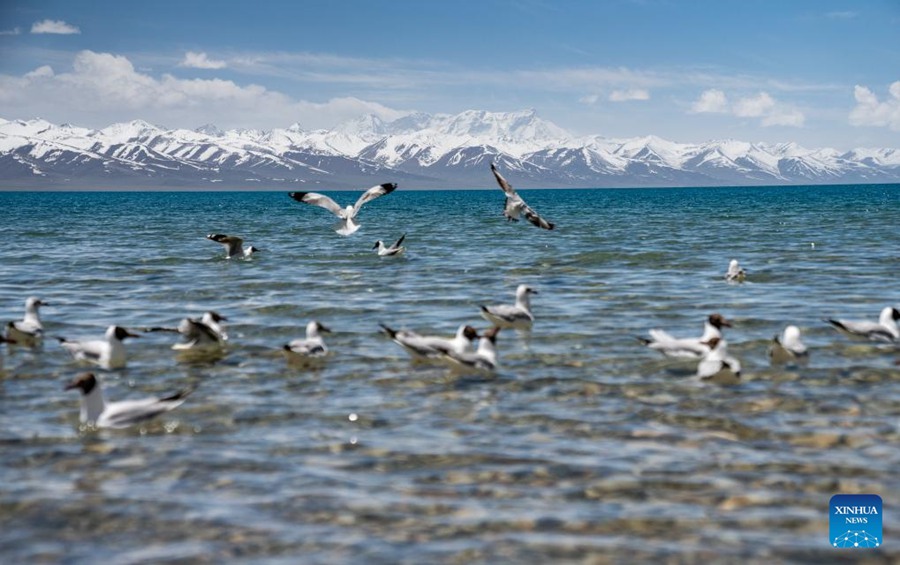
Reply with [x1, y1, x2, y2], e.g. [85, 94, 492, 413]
[1, 185, 898, 562]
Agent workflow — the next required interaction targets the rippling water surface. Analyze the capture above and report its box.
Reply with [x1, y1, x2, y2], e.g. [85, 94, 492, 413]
[1, 185, 898, 563]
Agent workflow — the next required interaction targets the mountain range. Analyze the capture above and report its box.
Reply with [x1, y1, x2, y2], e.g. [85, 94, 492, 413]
[1, 110, 898, 189]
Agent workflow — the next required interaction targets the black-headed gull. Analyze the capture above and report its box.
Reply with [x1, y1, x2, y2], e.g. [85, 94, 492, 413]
[769, 325, 809, 363]
[379, 323, 478, 361]
[206, 233, 259, 259]
[288, 183, 397, 236]
[58, 325, 140, 369]
[639, 313, 732, 359]
[725, 259, 746, 282]
[826, 306, 899, 342]
[145, 311, 228, 350]
[6, 296, 47, 347]
[480, 284, 537, 329]
[373, 233, 406, 256]
[490, 163, 554, 230]
[434, 326, 501, 373]
[697, 337, 741, 382]
[283, 320, 331, 365]
[65, 372, 193, 429]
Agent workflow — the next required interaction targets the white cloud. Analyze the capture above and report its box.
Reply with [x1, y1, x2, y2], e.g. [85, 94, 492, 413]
[0, 28, 21, 35]
[733, 92, 775, 117]
[849, 82, 900, 131]
[180, 51, 227, 70]
[31, 19, 80, 34]
[609, 89, 649, 102]
[0, 50, 406, 130]
[578, 94, 600, 105]
[691, 89, 728, 113]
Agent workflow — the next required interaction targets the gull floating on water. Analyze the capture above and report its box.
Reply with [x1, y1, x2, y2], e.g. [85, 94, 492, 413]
[65, 372, 193, 429]
[435, 326, 501, 373]
[58, 325, 140, 369]
[490, 163, 554, 230]
[725, 259, 746, 282]
[639, 313, 732, 359]
[480, 284, 538, 329]
[6, 296, 47, 347]
[288, 183, 397, 236]
[283, 320, 331, 365]
[379, 323, 478, 362]
[826, 306, 900, 342]
[373, 233, 406, 256]
[155, 311, 228, 350]
[206, 234, 259, 259]
[697, 337, 741, 382]
[769, 325, 809, 363]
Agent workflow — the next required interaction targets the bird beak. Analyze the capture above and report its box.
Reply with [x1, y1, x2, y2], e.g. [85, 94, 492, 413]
[320, 325, 332, 334]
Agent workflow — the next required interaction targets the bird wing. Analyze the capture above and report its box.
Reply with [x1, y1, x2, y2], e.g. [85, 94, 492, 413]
[289, 192, 344, 217]
[521, 201, 555, 230]
[491, 164, 554, 229]
[99, 390, 192, 428]
[207, 234, 244, 256]
[490, 163, 517, 197]
[352, 183, 397, 217]
[392, 233, 406, 249]
[481, 305, 532, 324]
[59, 338, 104, 362]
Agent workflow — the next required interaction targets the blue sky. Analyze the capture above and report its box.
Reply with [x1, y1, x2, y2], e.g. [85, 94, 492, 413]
[1, 0, 898, 149]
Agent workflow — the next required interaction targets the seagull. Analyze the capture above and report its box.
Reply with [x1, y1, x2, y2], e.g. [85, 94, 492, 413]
[826, 306, 900, 342]
[434, 326, 501, 373]
[696, 337, 741, 381]
[769, 325, 809, 363]
[725, 259, 746, 282]
[480, 284, 538, 329]
[145, 311, 228, 350]
[638, 313, 732, 359]
[64, 372, 193, 429]
[288, 183, 397, 236]
[373, 233, 406, 256]
[282, 320, 331, 365]
[7, 296, 48, 347]
[379, 323, 479, 361]
[58, 325, 141, 369]
[490, 163, 554, 230]
[206, 234, 259, 259]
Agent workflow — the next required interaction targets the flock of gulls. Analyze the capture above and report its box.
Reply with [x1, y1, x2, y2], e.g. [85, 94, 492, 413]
[3, 164, 898, 430]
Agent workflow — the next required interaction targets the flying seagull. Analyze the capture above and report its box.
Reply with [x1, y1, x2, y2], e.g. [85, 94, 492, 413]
[373, 233, 406, 256]
[65, 372, 193, 429]
[288, 183, 397, 236]
[490, 163, 554, 230]
[206, 234, 259, 259]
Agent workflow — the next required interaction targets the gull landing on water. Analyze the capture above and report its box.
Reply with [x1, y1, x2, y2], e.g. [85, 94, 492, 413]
[639, 313, 732, 359]
[480, 284, 538, 329]
[826, 306, 900, 342]
[288, 183, 397, 236]
[373, 234, 406, 256]
[65, 372, 193, 429]
[769, 325, 809, 364]
[206, 234, 259, 259]
[379, 323, 479, 362]
[58, 325, 140, 370]
[7, 296, 48, 347]
[490, 163, 555, 230]
[283, 320, 331, 366]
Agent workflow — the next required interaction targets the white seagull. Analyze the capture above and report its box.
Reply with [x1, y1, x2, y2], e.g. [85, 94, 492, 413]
[435, 326, 501, 373]
[639, 313, 732, 359]
[725, 259, 746, 282]
[480, 285, 538, 329]
[696, 337, 742, 382]
[65, 372, 193, 429]
[826, 306, 900, 342]
[7, 296, 48, 347]
[58, 325, 141, 369]
[769, 325, 809, 363]
[288, 183, 397, 236]
[145, 311, 228, 350]
[373, 233, 406, 256]
[283, 320, 331, 365]
[206, 233, 259, 259]
[490, 163, 555, 230]
[379, 323, 479, 361]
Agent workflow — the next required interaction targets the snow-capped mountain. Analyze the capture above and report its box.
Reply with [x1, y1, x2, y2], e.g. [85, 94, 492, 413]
[1, 111, 898, 189]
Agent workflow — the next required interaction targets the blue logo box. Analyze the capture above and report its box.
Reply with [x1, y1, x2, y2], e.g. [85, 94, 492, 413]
[830, 494, 882, 548]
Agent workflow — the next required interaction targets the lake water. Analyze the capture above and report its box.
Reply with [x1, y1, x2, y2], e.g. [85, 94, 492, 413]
[1, 185, 898, 563]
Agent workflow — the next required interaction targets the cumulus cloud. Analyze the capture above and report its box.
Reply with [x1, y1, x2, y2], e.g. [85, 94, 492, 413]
[849, 82, 900, 131]
[31, 19, 80, 34]
[691, 89, 803, 127]
[0, 50, 407, 130]
[609, 89, 649, 102]
[180, 51, 227, 70]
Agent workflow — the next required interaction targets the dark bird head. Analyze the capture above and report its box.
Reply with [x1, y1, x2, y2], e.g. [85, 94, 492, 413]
[315, 321, 332, 334]
[893, 307, 900, 321]
[482, 326, 501, 343]
[112, 326, 140, 341]
[708, 313, 732, 329]
[207, 311, 228, 323]
[65, 372, 97, 394]
[463, 325, 479, 341]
